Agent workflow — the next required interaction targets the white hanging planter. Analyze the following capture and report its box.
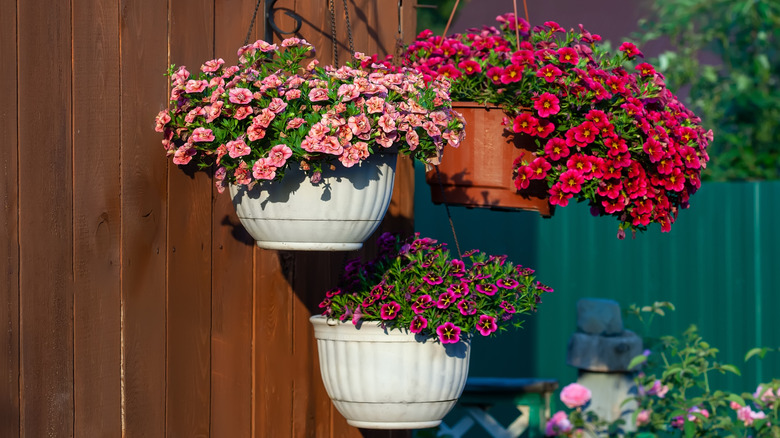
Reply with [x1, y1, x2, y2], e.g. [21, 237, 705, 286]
[230, 151, 396, 251]
[310, 315, 471, 430]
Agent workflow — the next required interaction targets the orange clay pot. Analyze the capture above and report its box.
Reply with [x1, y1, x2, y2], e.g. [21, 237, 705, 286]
[426, 102, 552, 216]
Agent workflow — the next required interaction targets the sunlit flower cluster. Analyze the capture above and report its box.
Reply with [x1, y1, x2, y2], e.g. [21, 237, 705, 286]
[387, 14, 712, 236]
[156, 38, 465, 192]
[318, 232, 551, 344]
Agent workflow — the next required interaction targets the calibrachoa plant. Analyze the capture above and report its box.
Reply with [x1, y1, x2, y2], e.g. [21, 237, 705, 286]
[154, 38, 465, 192]
[546, 324, 780, 437]
[384, 14, 712, 237]
[318, 232, 552, 344]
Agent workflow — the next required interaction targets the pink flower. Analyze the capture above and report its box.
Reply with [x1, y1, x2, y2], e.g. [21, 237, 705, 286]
[436, 322, 461, 344]
[456, 300, 477, 316]
[636, 409, 651, 426]
[172, 144, 195, 165]
[619, 41, 643, 58]
[557, 47, 579, 64]
[458, 59, 482, 75]
[378, 114, 396, 133]
[267, 97, 287, 113]
[266, 144, 292, 167]
[412, 295, 433, 314]
[228, 87, 253, 104]
[437, 64, 462, 80]
[514, 166, 533, 190]
[436, 291, 456, 309]
[406, 130, 420, 150]
[233, 105, 253, 120]
[253, 39, 278, 52]
[253, 108, 276, 129]
[486, 66, 504, 84]
[476, 283, 497, 296]
[476, 314, 497, 336]
[536, 64, 562, 83]
[154, 111, 171, 132]
[559, 169, 585, 194]
[544, 138, 569, 161]
[337, 83, 360, 102]
[348, 114, 371, 135]
[190, 127, 215, 142]
[647, 380, 669, 398]
[549, 184, 573, 207]
[284, 89, 301, 100]
[206, 101, 224, 123]
[184, 80, 208, 93]
[234, 162, 252, 185]
[533, 93, 560, 118]
[513, 113, 538, 135]
[545, 411, 572, 436]
[201, 58, 225, 73]
[560, 383, 591, 408]
[308, 87, 329, 102]
[252, 158, 277, 180]
[226, 139, 250, 158]
[247, 125, 266, 142]
[500, 65, 524, 84]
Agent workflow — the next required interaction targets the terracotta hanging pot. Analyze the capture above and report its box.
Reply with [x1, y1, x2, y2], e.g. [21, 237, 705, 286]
[426, 102, 552, 216]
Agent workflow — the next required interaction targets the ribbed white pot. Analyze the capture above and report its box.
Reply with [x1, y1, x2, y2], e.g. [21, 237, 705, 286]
[229, 151, 396, 251]
[310, 315, 471, 430]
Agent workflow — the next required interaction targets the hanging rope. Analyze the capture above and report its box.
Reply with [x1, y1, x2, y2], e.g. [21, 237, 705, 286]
[244, 0, 264, 46]
[512, 0, 521, 48]
[434, 165, 463, 259]
[522, 0, 530, 24]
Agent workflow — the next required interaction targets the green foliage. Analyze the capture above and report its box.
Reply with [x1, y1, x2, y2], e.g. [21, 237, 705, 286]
[415, 0, 461, 35]
[638, 0, 780, 180]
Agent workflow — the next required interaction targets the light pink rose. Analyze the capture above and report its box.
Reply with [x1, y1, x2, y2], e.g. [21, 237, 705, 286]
[154, 111, 171, 132]
[267, 97, 287, 114]
[252, 39, 278, 52]
[252, 158, 277, 180]
[284, 89, 301, 100]
[266, 144, 292, 167]
[185, 107, 206, 124]
[226, 139, 250, 158]
[172, 144, 195, 165]
[247, 125, 266, 142]
[285, 118, 305, 130]
[184, 79, 208, 93]
[234, 162, 251, 185]
[253, 108, 276, 129]
[308, 88, 329, 102]
[190, 127, 215, 143]
[234, 106, 253, 120]
[205, 101, 224, 123]
[337, 84, 360, 102]
[560, 383, 591, 409]
[201, 58, 225, 73]
[229, 88, 253, 105]
[348, 114, 370, 135]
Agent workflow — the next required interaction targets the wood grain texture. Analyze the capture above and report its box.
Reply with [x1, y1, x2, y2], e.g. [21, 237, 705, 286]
[166, 1, 214, 437]
[17, 1, 74, 436]
[0, 0, 19, 434]
[73, 0, 122, 435]
[210, 1, 257, 437]
[254, 248, 295, 437]
[119, 0, 169, 435]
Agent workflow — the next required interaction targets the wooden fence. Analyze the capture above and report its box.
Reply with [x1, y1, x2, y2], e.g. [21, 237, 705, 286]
[0, 0, 417, 436]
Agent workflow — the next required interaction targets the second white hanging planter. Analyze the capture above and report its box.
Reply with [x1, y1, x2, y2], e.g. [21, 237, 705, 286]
[230, 150, 396, 251]
[310, 315, 471, 429]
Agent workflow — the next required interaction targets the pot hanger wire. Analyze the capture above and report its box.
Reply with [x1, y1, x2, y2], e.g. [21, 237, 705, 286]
[244, 0, 303, 46]
[329, 0, 356, 66]
[434, 0, 531, 259]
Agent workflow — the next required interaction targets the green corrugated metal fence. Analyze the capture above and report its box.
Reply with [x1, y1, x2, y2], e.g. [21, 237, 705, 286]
[416, 165, 780, 394]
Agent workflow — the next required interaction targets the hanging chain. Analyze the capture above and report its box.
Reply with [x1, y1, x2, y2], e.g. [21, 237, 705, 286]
[244, 0, 264, 46]
[393, 0, 404, 66]
[342, 0, 355, 55]
[434, 165, 463, 259]
[328, 0, 339, 65]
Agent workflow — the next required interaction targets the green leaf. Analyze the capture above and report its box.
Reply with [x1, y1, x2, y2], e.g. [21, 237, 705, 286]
[745, 347, 772, 362]
[726, 393, 746, 407]
[719, 364, 741, 376]
[628, 354, 648, 370]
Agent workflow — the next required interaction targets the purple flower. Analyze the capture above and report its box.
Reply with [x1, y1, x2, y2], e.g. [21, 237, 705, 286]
[423, 273, 444, 285]
[497, 278, 519, 289]
[457, 299, 477, 316]
[447, 282, 470, 298]
[500, 301, 516, 314]
[412, 294, 433, 314]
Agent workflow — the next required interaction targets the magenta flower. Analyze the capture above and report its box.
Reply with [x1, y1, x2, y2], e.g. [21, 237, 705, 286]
[456, 300, 477, 316]
[557, 47, 579, 64]
[476, 283, 497, 296]
[500, 301, 516, 314]
[447, 282, 470, 298]
[513, 113, 538, 135]
[486, 66, 504, 84]
[514, 166, 533, 190]
[543, 138, 569, 161]
[457, 60, 482, 75]
[412, 294, 433, 314]
[533, 92, 560, 118]
[560, 383, 592, 408]
[436, 322, 461, 344]
[380, 301, 401, 320]
[619, 41, 643, 58]
[559, 169, 585, 194]
[437, 64, 462, 80]
[545, 411, 572, 436]
[423, 273, 444, 285]
[536, 64, 562, 82]
[410, 315, 428, 334]
[500, 65, 523, 84]
[496, 278, 519, 289]
[436, 291, 456, 309]
[476, 314, 497, 336]
[549, 184, 573, 207]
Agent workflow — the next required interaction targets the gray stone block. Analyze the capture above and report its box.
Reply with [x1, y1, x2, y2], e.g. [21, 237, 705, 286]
[567, 330, 643, 372]
[577, 298, 624, 336]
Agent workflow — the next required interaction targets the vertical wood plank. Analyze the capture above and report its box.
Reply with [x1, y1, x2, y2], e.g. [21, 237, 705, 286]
[166, 0, 214, 437]
[119, 0, 169, 435]
[210, 0, 257, 437]
[73, 0, 122, 435]
[254, 249, 295, 437]
[0, 0, 19, 434]
[17, 1, 74, 437]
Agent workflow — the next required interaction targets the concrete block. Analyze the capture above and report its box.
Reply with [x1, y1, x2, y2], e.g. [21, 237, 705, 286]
[577, 298, 624, 336]
[567, 330, 643, 372]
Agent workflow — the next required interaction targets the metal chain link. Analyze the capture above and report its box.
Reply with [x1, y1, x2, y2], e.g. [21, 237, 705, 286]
[328, 0, 338, 65]
[244, 0, 264, 46]
[342, 0, 355, 55]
